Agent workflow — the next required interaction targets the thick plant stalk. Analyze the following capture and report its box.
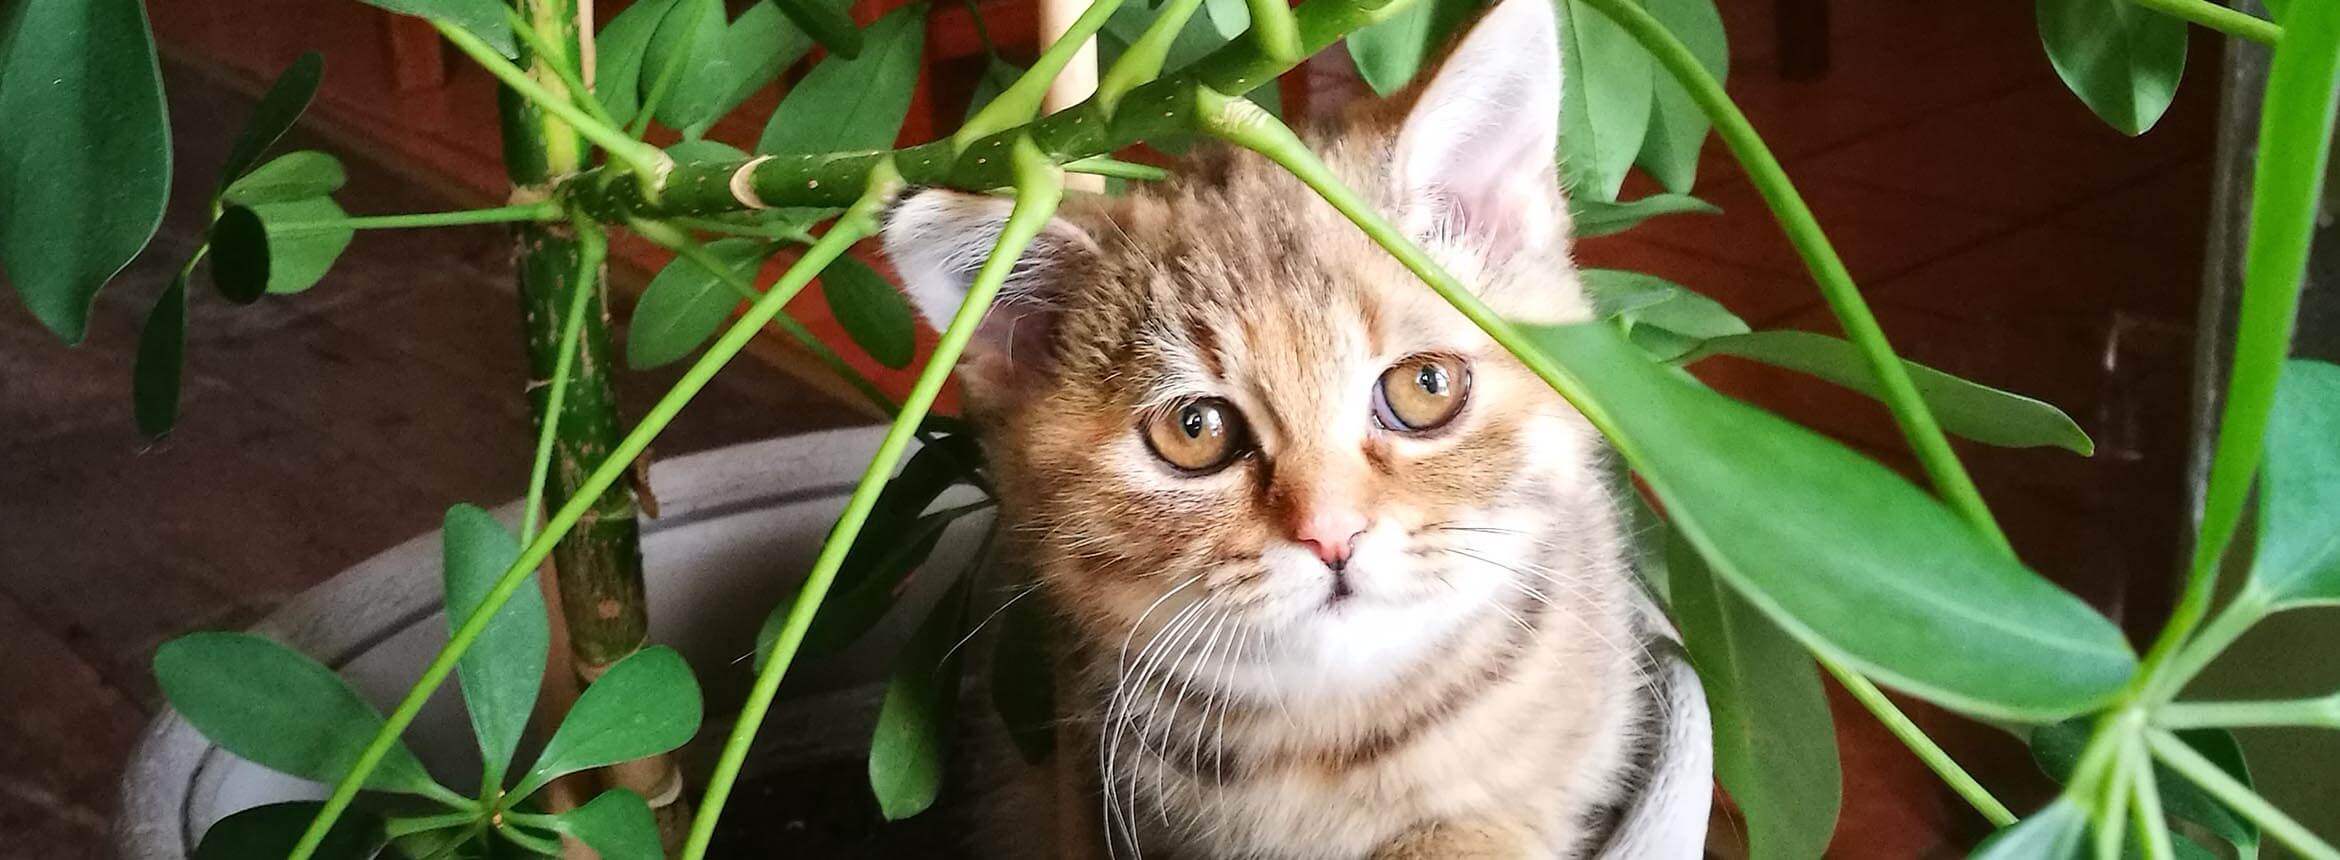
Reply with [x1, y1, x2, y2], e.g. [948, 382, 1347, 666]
[500, 0, 686, 843]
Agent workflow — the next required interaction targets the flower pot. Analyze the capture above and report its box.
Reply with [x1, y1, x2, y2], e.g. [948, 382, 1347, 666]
[115, 427, 989, 859]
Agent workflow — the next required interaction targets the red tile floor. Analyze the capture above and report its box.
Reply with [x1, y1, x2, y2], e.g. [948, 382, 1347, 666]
[0, 0, 2223, 856]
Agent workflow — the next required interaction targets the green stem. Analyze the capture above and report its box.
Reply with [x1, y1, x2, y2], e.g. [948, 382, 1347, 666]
[492, 823, 564, 855]
[2150, 729, 2340, 860]
[1575, 0, 2008, 551]
[2135, 2, 2340, 691]
[672, 215, 817, 243]
[385, 811, 482, 838]
[1097, 0, 1208, 109]
[2095, 744, 2133, 860]
[676, 140, 1061, 860]
[285, 167, 907, 860]
[1066, 155, 1172, 180]
[1246, 0, 1305, 61]
[2129, 738, 2175, 860]
[271, 203, 565, 233]
[521, 220, 605, 538]
[2128, 0, 2280, 45]
[2155, 590, 2271, 698]
[1196, 85, 2018, 829]
[2159, 696, 2340, 730]
[502, 6, 626, 133]
[955, 0, 1126, 149]
[1823, 658, 2016, 826]
[433, 20, 671, 190]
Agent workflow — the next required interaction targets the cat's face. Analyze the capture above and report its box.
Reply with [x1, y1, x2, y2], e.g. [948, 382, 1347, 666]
[883, 0, 1599, 696]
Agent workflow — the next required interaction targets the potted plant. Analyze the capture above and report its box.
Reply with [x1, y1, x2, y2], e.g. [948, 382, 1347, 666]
[3, 0, 2334, 856]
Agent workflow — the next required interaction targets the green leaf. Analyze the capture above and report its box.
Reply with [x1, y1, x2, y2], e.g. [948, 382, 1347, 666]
[1203, 0, 1248, 39]
[1522, 323, 2136, 721]
[358, 0, 515, 57]
[1635, 0, 1725, 193]
[822, 255, 916, 369]
[134, 274, 188, 438]
[1972, 800, 2090, 860]
[217, 53, 324, 196]
[1686, 331, 2097, 455]
[965, 58, 1027, 124]
[2035, 0, 2187, 136]
[756, 440, 971, 666]
[195, 802, 388, 860]
[593, 0, 676, 129]
[208, 206, 272, 305]
[512, 646, 702, 798]
[1672, 534, 1839, 860]
[871, 579, 972, 820]
[1570, 192, 1720, 237]
[642, 0, 730, 131]
[990, 572, 1056, 763]
[2247, 360, 2340, 608]
[550, 790, 663, 860]
[756, 4, 924, 155]
[2028, 722, 2255, 859]
[666, 139, 750, 163]
[0, 0, 171, 344]
[1578, 269, 1747, 361]
[626, 239, 771, 369]
[440, 505, 545, 784]
[251, 197, 356, 295]
[765, 0, 864, 59]
[223, 150, 348, 206]
[1558, 0, 1655, 202]
[154, 632, 443, 794]
[1347, 0, 1471, 96]
[711, 0, 814, 126]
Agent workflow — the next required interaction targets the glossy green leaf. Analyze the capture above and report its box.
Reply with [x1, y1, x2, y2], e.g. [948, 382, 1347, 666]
[217, 53, 324, 195]
[208, 206, 272, 305]
[134, 275, 188, 438]
[1558, 0, 1654, 202]
[0, 0, 172, 343]
[154, 632, 442, 794]
[1203, 0, 1248, 39]
[514, 646, 701, 798]
[871, 579, 972, 820]
[359, 0, 515, 57]
[642, 0, 730, 131]
[594, 0, 676, 128]
[250, 197, 356, 295]
[1523, 323, 2136, 721]
[822, 256, 917, 368]
[666, 139, 750, 163]
[711, 0, 814, 126]
[990, 570, 1057, 763]
[1570, 192, 1720, 237]
[2247, 360, 2340, 608]
[756, 440, 971, 666]
[2028, 722, 2255, 859]
[1635, 0, 1725, 193]
[2036, 0, 2186, 136]
[626, 239, 771, 369]
[195, 802, 387, 860]
[223, 150, 348, 206]
[1579, 269, 1747, 361]
[1972, 801, 2090, 860]
[766, 0, 864, 59]
[550, 789, 663, 860]
[1672, 534, 1839, 860]
[388, 825, 478, 860]
[757, 4, 923, 155]
[440, 505, 545, 784]
[1687, 331, 2096, 455]
[1345, 0, 1470, 95]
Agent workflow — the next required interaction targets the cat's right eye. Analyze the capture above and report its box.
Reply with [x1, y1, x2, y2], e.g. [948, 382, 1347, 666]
[1143, 398, 1248, 474]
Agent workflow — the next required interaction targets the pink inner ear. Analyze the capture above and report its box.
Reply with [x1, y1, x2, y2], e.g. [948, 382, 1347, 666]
[961, 299, 1058, 396]
[1393, 0, 1562, 256]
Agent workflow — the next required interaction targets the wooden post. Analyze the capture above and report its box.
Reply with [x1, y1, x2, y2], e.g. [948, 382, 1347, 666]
[1038, 0, 1106, 192]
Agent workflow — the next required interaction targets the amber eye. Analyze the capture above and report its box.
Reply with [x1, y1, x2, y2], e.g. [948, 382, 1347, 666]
[1375, 355, 1470, 432]
[1143, 398, 1248, 473]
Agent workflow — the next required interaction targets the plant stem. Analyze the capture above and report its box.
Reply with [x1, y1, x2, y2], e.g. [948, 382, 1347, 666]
[2129, 0, 2280, 45]
[1574, 0, 2008, 551]
[521, 219, 604, 538]
[1065, 155, 1171, 180]
[955, 0, 1126, 149]
[2095, 742, 2133, 860]
[676, 141, 1061, 860]
[1822, 658, 2016, 826]
[2128, 739, 2176, 860]
[1197, 86, 2019, 829]
[2155, 590, 2270, 697]
[672, 215, 817, 242]
[2133, 1, 2340, 691]
[2150, 729, 2340, 860]
[274, 203, 565, 233]
[285, 167, 906, 860]
[433, 20, 670, 191]
[503, 5, 626, 133]
[2159, 696, 2340, 729]
[1097, 0, 1209, 108]
[1246, 0, 1305, 61]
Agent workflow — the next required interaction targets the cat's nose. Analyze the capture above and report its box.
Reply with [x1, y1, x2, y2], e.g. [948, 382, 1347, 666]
[1294, 509, 1368, 568]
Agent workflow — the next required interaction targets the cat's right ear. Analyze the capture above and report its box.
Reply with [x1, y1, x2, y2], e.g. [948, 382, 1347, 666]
[880, 188, 1098, 403]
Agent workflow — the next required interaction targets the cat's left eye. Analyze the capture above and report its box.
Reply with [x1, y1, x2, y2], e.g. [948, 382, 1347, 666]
[1374, 355, 1470, 433]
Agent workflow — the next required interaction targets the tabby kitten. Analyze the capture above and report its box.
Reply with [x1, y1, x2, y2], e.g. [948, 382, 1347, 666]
[881, 0, 1705, 855]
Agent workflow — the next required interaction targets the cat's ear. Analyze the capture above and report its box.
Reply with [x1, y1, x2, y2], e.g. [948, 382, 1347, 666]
[1392, 0, 1565, 257]
[881, 188, 1098, 401]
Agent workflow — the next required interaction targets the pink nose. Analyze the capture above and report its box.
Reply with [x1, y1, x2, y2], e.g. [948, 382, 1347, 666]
[1293, 509, 1368, 568]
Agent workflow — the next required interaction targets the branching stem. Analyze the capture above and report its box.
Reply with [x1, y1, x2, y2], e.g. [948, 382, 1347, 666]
[2151, 730, 2340, 860]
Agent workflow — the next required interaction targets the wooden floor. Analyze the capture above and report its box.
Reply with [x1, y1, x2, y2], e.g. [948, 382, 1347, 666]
[0, 0, 2223, 856]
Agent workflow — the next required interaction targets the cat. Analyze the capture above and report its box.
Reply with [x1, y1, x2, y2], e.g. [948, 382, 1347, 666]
[879, 0, 1709, 856]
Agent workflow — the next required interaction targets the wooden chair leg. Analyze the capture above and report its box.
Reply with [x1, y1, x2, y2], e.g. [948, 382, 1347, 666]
[1776, 0, 1829, 81]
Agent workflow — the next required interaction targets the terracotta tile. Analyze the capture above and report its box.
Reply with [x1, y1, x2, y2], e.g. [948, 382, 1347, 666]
[1626, 175, 2015, 284]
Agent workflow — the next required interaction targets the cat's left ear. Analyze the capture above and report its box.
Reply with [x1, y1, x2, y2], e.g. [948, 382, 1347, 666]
[1392, 0, 1565, 258]
[880, 188, 1099, 405]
